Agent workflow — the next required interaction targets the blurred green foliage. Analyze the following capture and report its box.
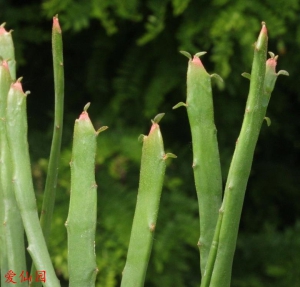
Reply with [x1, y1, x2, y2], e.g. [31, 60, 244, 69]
[1, 0, 300, 286]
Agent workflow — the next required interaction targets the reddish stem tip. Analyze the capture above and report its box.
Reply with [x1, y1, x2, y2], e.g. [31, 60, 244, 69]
[149, 123, 159, 135]
[266, 57, 277, 67]
[53, 16, 62, 33]
[192, 56, 203, 67]
[261, 22, 267, 36]
[79, 111, 90, 121]
[0, 25, 7, 35]
[12, 78, 24, 93]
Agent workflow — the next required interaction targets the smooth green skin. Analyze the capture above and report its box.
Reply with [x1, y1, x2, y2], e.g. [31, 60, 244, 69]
[40, 15, 64, 244]
[6, 82, 61, 287]
[31, 16, 65, 287]
[0, 61, 27, 287]
[0, 24, 16, 80]
[200, 210, 223, 287]
[0, 24, 18, 286]
[121, 121, 167, 287]
[209, 24, 268, 287]
[184, 55, 222, 275]
[66, 111, 98, 287]
[0, 61, 9, 287]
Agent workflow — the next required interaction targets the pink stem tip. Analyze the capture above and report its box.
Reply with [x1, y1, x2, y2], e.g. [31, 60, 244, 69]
[53, 15, 62, 33]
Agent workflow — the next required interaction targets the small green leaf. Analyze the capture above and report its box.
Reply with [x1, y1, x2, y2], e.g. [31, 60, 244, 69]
[268, 51, 275, 58]
[210, 73, 223, 83]
[96, 126, 108, 134]
[195, 51, 207, 58]
[264, 117, 271, 126]
[179, 51, 191, 59]
[242, 72, 251, 80]
[277, 70, 289, 77]
[164, 153, 177, 159]
[138, 134, 145, 143]
[172, 102, 187, 109]
[83, 102, 90, 111]
[153, 113, 165, 124]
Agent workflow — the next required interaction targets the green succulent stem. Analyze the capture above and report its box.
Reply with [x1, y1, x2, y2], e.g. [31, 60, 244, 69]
[39, 14, 64, 242]
[121, 114, 176, 287]
[5, 79, 61, 287]
[208, 22, 275, 287]
[174, 52, 222, 275]
[66, 106, 106, 287]
[199, 209, 223, 287]
[29, 15, 65, 287]
[1, 60, 27, 287]
[0, 23, 16, 80]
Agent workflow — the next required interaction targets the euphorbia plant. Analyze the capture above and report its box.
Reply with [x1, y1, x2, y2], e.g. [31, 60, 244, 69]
[0, 16, 288, 287]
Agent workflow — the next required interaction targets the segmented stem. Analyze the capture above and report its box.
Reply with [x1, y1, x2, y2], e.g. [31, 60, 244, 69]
[121, 114, 176, 287]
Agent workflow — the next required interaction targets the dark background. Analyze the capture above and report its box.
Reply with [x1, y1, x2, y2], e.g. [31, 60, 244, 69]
[1, 0, 300, 286]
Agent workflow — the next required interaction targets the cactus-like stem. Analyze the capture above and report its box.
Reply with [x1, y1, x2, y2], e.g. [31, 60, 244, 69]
[121, 114, 176, 287]
[6, 78, 60, 287]
[174, 52, 223, 275]
[1, 60, 27, 286]
[30, 15, 65, 287]
[39, 14, 65, 242]
[208, 22, 288, 287]
[0, 23, 16, 80]
[66, 104, 107, 286]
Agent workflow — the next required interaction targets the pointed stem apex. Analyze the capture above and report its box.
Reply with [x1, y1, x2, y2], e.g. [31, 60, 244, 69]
[256, 22, 268, 50]
[53, 15, 62, 33]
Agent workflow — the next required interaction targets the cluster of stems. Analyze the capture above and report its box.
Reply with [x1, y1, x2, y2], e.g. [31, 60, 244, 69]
[175, 22, 288, 287]
[0, 16, 288, 287]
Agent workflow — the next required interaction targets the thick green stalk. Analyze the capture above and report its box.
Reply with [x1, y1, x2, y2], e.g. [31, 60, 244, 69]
[40, 14, 64, 244]
[121, 114, 176, 287]
[0, 60, 10, 287]
[209, 23, 272, 287]
[0, 60, 27, 287]
[0, 197, 8, 287]
[0, 59, 10, 286]
[66, 104, 107, 287]
[6, 79, 61, 287]
[0, 23, 16, 80]
[173, 52, 222, 275]
[30, 16, 65, 287]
